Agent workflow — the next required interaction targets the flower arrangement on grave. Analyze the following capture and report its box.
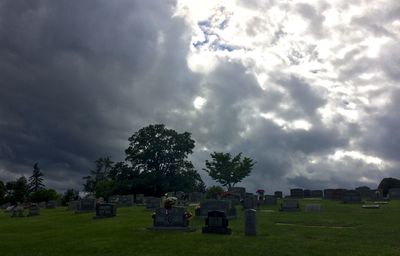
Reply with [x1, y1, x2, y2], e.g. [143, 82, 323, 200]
[163, 197, 177, 209]
[184, 211, 193, 220]
[256, 189, 265, 195]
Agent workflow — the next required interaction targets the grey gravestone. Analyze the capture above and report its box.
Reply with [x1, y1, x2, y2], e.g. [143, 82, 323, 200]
[119, 195, 134, 207]
[274, 191, 283, 198]
[202, 210, 231, 235]
[263, 195, 277, 205]
[46, 200, 57, 209]
[332, 189, 347, 200]
[324, 189, 334, 199]
[304, 204, 321, 212]
[356, 186, 374, 199]
[342, 190, 362, 203]
[290, 188, 304, 198]
[11, 205, 24, 217]
[195, 200, 237, 218]
[146, 197, 161, 211]
[362, 204, 380, 209]
[188, 192, 204, 203]
[135, 194, 145, 204]
[389, 188, 400, 200]
[222, 193, 241, 205]
[67, 200, 80, 211]
[28, 204, 40, 216]
[303, 189, 311, 198]
[311, 190, 323, 198]
[280, 199, 300, 211]
[228, 187, 246, 200]
[243, 196, 256, 209]
[149, 207, 195, 231]
[76, 198, 96, 213]
[245, 209, 256, 236]
[94, 203, 117, 218]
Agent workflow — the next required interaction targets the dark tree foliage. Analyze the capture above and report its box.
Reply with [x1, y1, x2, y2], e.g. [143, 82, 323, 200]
[378, 177, 400, 197]
[204, 152, 255, 188]
[108, 161, 142, 195]
[61, 189, 79, 206]
[124, 124, 198, 196]
[83, 156, 114, 193]
[29, 162, 44, 192]
[8, 176, 29, 203]
[29, 189, 59, 203]
[0, 180, 5, 204]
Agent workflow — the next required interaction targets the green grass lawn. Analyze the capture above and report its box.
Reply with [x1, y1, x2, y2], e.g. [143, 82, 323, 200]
[1, 199, 399, 256]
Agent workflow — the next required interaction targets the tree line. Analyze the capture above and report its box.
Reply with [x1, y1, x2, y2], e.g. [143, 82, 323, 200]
[83, 124, 255, 199]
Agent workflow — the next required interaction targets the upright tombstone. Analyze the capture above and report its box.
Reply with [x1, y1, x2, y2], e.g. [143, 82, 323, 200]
[145, 197, 161, 211]
[311, 190, 323, 198]
[202, 210, 231, 235]
[195, 200, 237, 218]
[76, 198, 96, 213]
[94, 203, 117, 219]
[243, 196, 256, 210]
[11, 204, 24, 217]
[228, 187, 246, 200]
[389, 188, 400, 200]
[222, 193, 241, 206]
[303, 189, 311, 198]
[356, 186, 374, 199]
[67, 200, 80, 211]
[274, 191, 283, 198]
[324, 189, 334, 199]
[304, 204, 322, 213]
[188, 192, 203, 203]
[332, 189, 347, 200]
[149, 207, 195, 231]
[280, 199, 300, 212]
[245, 209, 257, 236]
[342, 190, 361, 203]
[28, 204, 40, 217]
[46, 200, 57, 209]
[135, 194, 145, 204]
[119, 195, 134, 207]
[263, 195, 277, 205]
[290, 188, 304, 198]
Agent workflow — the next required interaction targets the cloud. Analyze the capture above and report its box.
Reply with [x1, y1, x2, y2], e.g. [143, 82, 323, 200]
[0, 0, 399, 194]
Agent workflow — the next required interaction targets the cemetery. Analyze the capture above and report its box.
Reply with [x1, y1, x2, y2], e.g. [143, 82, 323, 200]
[1, 195, 400, 255]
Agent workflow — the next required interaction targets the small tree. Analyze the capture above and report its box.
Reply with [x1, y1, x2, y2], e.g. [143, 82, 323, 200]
[204, 152, 255, 189]
[61, 189, 79, 206]
[29, 162, 45, 192]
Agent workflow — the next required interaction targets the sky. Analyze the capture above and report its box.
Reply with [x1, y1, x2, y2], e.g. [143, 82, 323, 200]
[0, 0, 399, 193]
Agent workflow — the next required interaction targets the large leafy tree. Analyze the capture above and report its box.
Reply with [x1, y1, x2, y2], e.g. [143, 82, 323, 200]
[29, 162, 44, 192]
[204, 152, 255, 189]
[125, 124, 197, 196]
[378, 177, 400, 197]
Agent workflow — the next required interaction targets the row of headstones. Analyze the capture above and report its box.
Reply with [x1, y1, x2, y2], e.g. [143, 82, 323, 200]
[288, 187, 400, 200]
[149, 206, 256, 236]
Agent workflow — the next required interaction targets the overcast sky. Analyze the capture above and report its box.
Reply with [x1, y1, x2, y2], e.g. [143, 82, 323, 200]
[1, 0, 399, 193]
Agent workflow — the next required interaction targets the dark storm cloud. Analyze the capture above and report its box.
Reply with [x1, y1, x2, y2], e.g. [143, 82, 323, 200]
[0, 0, 200, 190]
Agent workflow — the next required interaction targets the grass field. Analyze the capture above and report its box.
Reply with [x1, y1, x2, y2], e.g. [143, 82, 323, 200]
[0, 199, 399, 256]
